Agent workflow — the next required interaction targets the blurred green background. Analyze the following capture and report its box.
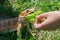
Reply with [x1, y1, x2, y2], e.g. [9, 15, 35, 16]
[0, 0, 60, 40]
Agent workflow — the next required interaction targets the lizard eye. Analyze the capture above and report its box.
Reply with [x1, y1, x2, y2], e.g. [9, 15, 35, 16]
[26, 8, 35, 13]
[26, 9, 30, 13]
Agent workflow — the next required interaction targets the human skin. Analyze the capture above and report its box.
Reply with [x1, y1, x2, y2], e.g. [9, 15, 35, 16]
[34, 11, 60, 30]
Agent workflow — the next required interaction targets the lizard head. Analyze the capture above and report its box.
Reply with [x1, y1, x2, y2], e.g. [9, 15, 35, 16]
[18, 8, 35, 24]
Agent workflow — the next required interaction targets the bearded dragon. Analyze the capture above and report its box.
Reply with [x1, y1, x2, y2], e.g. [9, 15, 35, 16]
[0, 17, 18, 33]
[17, 8, 35, 36]
[0, 8, 35, 35]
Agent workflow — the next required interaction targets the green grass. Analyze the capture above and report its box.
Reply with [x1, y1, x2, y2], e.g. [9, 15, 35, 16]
[1, 0, 60, 40]
[0, 30, 17, 40]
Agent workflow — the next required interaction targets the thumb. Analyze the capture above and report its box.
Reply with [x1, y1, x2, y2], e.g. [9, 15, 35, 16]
[34, 13, 48, 29]
[36, 13, 48, 19]
[34, 17, 55, 30]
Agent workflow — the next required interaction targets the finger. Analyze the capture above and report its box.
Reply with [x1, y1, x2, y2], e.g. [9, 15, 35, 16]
[34, 17, 54, 30]
[34, 21, 41, 29]
[36, 13, 48, 19]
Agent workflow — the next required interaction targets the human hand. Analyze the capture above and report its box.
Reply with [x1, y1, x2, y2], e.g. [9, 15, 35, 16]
[34, 11, 60, 30]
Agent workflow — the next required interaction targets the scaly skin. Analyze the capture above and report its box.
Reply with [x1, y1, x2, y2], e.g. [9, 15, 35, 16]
[17, 8, 35, 36]
[0, 17, 18, 32]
